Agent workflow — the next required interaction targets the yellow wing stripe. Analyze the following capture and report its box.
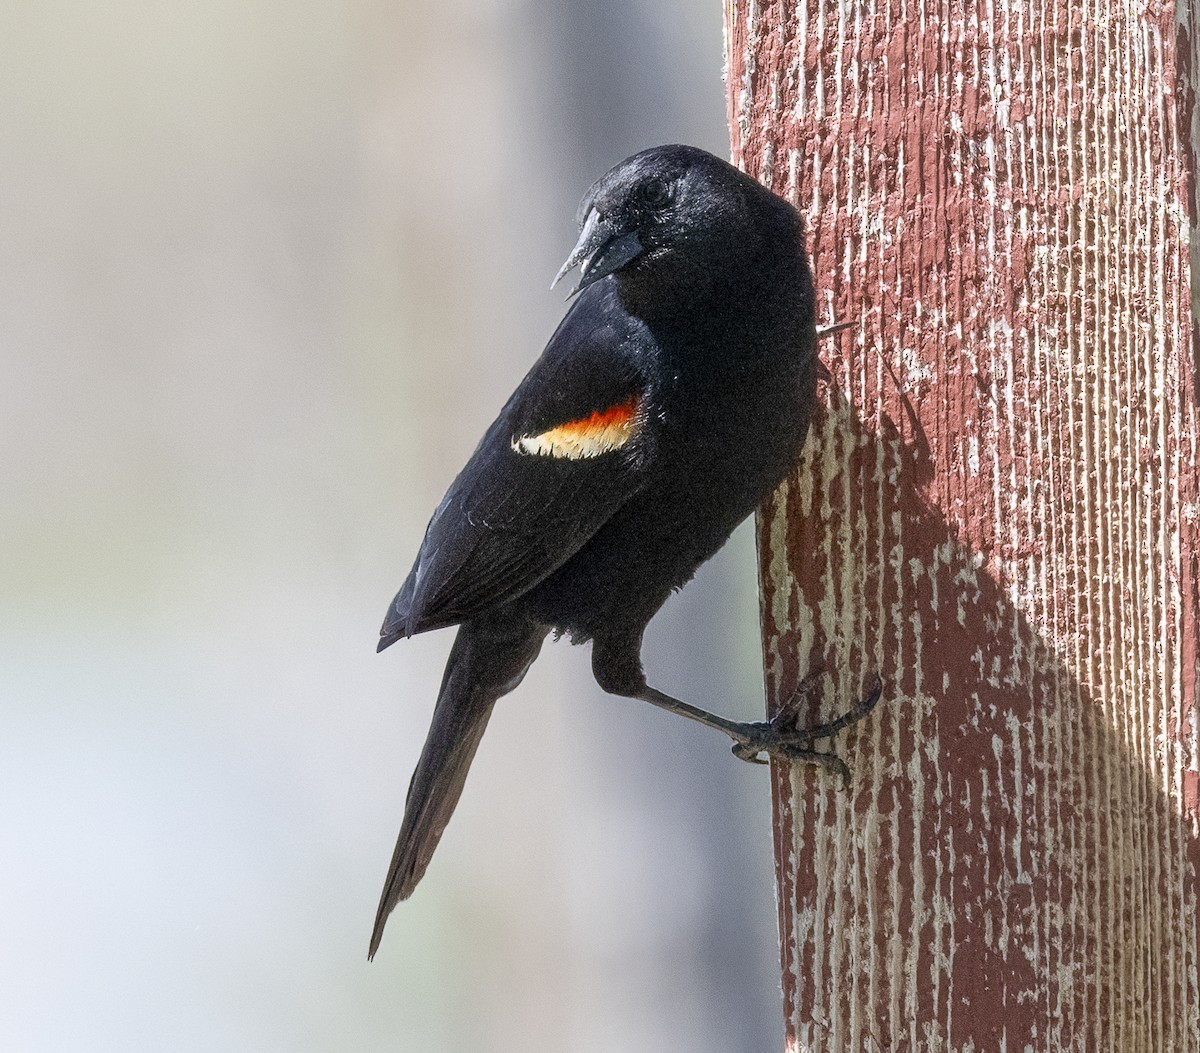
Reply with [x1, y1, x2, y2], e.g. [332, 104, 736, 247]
[513, 396, 639, 459]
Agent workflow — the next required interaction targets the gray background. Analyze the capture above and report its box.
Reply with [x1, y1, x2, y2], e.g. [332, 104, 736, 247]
[1, 1, 782, 1049]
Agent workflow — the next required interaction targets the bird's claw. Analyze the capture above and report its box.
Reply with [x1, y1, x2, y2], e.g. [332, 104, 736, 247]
[731, 676, 883, 790]
[731, 739, 770, 765]
[731, 734, 851, 787]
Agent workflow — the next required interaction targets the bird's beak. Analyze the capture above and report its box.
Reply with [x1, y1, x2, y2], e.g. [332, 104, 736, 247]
[551, 208, 644, 296]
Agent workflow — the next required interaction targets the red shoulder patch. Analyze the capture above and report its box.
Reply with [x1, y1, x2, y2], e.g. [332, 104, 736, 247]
[513, 396, 640, 459]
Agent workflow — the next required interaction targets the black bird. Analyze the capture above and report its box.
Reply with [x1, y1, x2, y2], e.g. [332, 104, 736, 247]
[369, 144, 878, 959]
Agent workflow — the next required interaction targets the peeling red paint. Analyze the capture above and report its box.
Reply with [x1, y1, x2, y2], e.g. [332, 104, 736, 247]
[727, 0, 1200, 1047]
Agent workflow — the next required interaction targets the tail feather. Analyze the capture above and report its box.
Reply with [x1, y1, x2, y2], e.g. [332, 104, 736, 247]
[368, 617, 543, 959]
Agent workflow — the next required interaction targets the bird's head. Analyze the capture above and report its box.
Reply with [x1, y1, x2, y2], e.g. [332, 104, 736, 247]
[552, 144, 789, 300]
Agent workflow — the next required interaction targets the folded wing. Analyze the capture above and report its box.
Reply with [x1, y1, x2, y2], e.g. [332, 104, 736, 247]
[379, 283, 656, 646]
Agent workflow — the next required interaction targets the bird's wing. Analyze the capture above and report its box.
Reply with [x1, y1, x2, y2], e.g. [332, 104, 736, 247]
[379, 284, 657, 644]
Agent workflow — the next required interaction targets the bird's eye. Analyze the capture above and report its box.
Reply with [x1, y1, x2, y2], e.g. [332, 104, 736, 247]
[639, 179, 672, 210]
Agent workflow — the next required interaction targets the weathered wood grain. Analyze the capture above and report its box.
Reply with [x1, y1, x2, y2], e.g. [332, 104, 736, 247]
[724, 1, 1200, 1048]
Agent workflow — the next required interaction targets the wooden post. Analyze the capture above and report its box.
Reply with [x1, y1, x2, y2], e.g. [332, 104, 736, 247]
[725, 1, 1200, 1048]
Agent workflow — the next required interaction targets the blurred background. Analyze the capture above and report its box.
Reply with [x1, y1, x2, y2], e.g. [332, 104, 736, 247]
[0, 1, 782, 1049]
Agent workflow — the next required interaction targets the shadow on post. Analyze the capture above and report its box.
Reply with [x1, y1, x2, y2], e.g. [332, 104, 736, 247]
[758, 386, 1200, 1051]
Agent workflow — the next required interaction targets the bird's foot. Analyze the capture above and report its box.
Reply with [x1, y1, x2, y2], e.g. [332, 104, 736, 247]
[729, 676, 883, 789]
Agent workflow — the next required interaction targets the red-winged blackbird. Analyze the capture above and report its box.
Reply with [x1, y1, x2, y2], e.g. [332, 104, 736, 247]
[369, 144, 879, 959]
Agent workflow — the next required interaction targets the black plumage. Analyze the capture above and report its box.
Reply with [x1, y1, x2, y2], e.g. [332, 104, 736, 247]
[369, 145, 878, 959]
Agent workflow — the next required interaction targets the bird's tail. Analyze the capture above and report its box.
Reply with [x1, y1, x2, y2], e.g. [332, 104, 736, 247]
[368, 615, 544, 960]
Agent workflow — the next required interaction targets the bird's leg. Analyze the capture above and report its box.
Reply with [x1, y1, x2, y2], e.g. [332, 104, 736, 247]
[634, 676, 882, 789]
